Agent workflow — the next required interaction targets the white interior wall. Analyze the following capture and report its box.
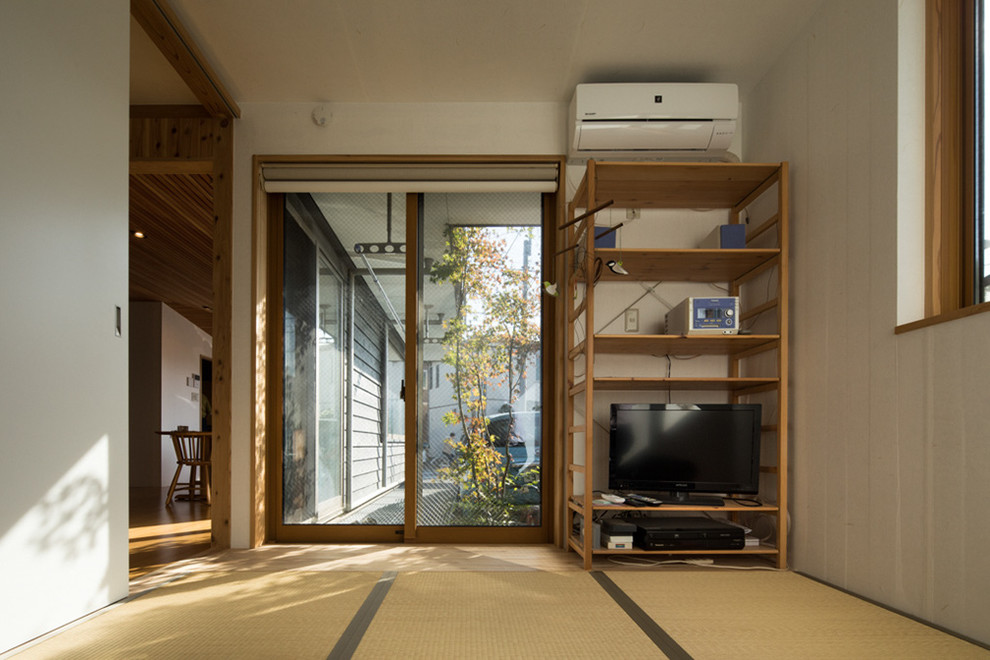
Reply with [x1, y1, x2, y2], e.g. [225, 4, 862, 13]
[0, 0, 130, 652]
[744, 0, 990, 645]
[232, 101, 564, 546]
[160, 304, 213, 486]
[897, 0, 926, 324]
[129, 303, 213, 488]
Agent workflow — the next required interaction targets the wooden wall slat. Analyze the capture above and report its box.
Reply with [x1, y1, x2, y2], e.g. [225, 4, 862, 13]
[130, 117, 218, 160]
[128, 172, 214, 333]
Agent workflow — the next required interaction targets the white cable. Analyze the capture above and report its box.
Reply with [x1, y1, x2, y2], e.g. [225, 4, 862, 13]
[607, 556, 660, 567]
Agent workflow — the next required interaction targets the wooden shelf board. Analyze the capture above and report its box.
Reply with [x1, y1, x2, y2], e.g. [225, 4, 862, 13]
[588, 248, 779, 282]
[591, 546, 779, 556]
[593, 334, 778, 355]
[573, 162, 781, 209]
[591, 503, 779, 513]
[568, 533, 778, 557]
[593, 377, 779, 391]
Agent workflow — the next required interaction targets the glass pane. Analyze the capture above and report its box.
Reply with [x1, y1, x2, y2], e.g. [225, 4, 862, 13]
[282, 212, 318, 524]
[316, 255, 343, 515]
[418, 193, 543, 527]
[282, 193, 405, 525]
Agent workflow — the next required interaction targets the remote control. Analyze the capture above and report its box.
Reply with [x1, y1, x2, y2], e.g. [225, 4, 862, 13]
[626, 494, 662, 506]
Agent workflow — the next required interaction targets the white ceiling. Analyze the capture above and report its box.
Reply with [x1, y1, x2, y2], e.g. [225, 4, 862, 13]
[130, 16, 199, 104]
[131, 0, 826, 106]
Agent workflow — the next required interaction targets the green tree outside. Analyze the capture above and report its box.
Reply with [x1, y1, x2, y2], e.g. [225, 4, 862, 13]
[429, 225, 541, 525]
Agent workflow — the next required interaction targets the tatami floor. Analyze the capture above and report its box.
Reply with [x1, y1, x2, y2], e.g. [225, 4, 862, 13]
[124, 486, 730, 589]
[6, 491, 983, 658]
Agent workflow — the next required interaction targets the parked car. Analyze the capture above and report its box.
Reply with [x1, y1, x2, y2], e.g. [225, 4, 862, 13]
[485, 410, 540, 474]
[444, 410, 541, 508]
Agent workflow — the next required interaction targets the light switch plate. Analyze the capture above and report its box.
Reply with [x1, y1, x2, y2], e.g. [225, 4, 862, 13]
[624, 309, 639, 332]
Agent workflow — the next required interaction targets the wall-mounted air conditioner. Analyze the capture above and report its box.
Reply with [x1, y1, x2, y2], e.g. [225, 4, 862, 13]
[569, 83, 738, 160]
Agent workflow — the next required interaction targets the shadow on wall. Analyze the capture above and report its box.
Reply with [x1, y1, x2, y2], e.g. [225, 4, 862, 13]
[29, 473, 109, 562]
[0, 434, 120, 653]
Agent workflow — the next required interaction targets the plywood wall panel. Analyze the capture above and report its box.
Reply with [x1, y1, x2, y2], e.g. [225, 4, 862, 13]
[841, 2, 880, 592]
[130, 116, 217, 160]
[744, 0, 990, 646]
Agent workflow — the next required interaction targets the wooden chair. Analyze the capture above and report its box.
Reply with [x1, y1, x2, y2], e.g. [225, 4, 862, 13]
[166, 431, 212, 506]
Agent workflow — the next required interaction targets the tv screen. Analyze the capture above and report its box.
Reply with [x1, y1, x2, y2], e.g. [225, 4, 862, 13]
[608, 403, 761, 503]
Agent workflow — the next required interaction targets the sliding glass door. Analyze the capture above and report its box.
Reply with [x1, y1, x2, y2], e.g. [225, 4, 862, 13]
[274, 182, 551, 542]
[282, 240, 346, 522]
[417, 193, 542, 527]
[282, 193, 406, 527]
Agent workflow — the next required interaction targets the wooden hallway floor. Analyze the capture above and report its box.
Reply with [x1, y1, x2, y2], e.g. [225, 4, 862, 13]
[128, 487, 211, 582]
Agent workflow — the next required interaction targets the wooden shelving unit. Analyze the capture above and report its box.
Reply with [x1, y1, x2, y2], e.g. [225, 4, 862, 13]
[562, 160, 789, 569]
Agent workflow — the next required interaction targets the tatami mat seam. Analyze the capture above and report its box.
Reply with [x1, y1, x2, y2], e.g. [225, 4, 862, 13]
[326, 570, 397, 660]
[591, 570, 693, 660]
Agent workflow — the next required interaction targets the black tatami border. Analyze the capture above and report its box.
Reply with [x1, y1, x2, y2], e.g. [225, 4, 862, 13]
[326, 570, 397, 660]
[591, 570, 694, 660]
[325, 570, 693, 660]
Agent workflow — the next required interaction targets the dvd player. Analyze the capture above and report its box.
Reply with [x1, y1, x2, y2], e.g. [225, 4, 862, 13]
[634, 517, 744, 551]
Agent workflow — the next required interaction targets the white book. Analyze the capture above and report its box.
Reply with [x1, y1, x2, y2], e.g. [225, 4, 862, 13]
[601, 533, 634, 544]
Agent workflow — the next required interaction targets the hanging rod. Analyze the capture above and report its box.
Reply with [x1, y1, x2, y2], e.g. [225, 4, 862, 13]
[559, 200, 615, 230]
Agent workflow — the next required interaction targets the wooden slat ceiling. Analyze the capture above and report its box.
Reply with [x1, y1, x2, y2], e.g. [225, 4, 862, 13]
[129, 172, 214, 334]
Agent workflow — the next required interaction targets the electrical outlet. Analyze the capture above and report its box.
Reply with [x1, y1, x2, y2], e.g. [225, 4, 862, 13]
[624, 308, 639, 332]
[626, 208, 641, 220]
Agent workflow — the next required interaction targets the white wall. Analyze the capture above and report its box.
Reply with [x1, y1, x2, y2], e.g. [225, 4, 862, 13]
[897, 0, 926, 324]
[230, 101, 564, 546]
[160, 303, 213, 485]
[744, 0, 990, 645]
[129, 303, 213, 488]
[0, 0, 130, 652]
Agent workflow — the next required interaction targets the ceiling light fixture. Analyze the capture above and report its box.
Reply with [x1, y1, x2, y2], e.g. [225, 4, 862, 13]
[131, 230, 145, 239]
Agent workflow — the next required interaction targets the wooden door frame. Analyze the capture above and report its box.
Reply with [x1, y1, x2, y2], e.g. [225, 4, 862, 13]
[128, 108, 233, 548]
[251, 155, 565, 545]
[131, 0, 240, 549]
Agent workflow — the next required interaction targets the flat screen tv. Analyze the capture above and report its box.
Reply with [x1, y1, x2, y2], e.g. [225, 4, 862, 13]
[608, 403, 762, 505]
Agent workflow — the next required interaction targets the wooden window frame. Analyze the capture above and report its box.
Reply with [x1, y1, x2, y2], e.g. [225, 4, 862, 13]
[252, 155, 566, 545]
[904, 0, 990, 332]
